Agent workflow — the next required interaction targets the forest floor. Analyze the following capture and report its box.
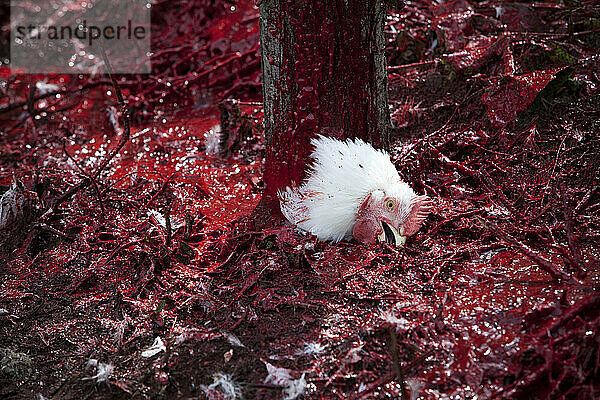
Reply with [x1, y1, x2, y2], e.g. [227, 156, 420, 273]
[1, 1, 599, 399]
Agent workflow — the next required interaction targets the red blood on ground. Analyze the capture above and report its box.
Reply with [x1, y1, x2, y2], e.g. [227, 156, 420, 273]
[482, 67, 569, 128]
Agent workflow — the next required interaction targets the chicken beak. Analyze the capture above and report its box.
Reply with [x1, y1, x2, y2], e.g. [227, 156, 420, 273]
[378, 222, 407, 247]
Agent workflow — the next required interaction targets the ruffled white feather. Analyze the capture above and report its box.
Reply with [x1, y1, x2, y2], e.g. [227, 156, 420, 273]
[279, 135, 415, 242]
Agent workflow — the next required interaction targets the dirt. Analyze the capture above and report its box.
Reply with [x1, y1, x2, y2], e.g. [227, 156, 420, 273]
[1, 1, 599, 399]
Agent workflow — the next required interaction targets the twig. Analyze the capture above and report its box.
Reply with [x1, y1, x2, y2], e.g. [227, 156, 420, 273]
[165, 200, 172, 248]
[480, 171, 523, 220]
[96, 45, 131, 180]
[477, 217, 575, 282]
[348, 347, 435, 400]
[26, 83, 36, 119]
[396, 104, 464, 165]
[66, 239, 142, 293]
[37, 51, 131, 221]
[145, 173, 176, 209]
[38, 178, 90, 222]
[561, 186, 587, 278]
[388, 59, 440, 71]
[429, 146, 478, 177]
[574, 185, 598, 214]
[62, 141, 106, 214]
[347, 370, 395, 400]
[0, 81, 112, 115]
[171, 46, 258, 85]
[183, 213, 193, 241]
[538, 295, 600, 340]
[98, 240, 142, 270]
[33, 223, 71, 240]
[388, 328, 408, 400]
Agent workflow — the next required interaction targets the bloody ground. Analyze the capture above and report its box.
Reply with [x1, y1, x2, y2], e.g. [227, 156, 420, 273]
[1, 1, 599, 399]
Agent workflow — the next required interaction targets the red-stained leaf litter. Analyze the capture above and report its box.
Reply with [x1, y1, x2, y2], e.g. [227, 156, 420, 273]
[1, 1, 599, 399]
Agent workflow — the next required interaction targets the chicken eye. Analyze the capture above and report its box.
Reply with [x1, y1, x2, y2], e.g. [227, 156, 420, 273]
[385, 200, 395, 210]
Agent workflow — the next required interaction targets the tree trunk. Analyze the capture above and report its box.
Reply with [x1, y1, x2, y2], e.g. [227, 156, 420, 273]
[256, 0, 391, 219]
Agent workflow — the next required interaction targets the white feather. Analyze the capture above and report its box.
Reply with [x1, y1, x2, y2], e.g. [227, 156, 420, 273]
[86, 359, 114, 383]
[204, 124, 222, 155]
[279, 135, 415, 242]
[141, 336, 166, 358]
[201, 373, 242, 400]
[263, 361, 307, 400]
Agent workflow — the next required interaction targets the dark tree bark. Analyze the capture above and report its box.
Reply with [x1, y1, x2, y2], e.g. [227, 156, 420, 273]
[258, 0, 391, 214]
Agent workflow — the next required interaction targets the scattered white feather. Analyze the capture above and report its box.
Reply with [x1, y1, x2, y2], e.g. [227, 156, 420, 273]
[283, 373, 307, 400]
[0, 179, 37, 231]
[147, 209, 184, 230]
[114, 314, 129, 346]
[86, 359, 114, 383]
[429, 38, 439, 52]
[223, 332, 245, 347]
[204, 124, 222, 155]
[296, 342, 326, 355]
[107, 106, 124, 135]
[494, 6, 504, 18]
[224, 349, 234, 363]
[35, 81, 59, 95]
[264, 361, 293, 386]
[174, 328, 221, 345]
[263, 361, 307, 400]
[147, 210, 164, 227]
[141, 336, 166, 358]
[100, 314, 131, 347]
[279, 135, 415, 242]
[345, 345, 364, 363]
[201, 373, 242, 400]
[174, 329, 196, 345]
[380, 309, 410, 332]
[406, 377, 423, 400]
[0, 181, 24, 231]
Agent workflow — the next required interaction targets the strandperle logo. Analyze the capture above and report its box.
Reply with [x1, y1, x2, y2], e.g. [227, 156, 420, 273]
[10, 0, 151, 74]
[14, 20, 148, 46]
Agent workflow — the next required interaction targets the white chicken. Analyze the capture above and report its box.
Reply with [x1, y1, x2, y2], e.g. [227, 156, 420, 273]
[279, 135, 432, 246]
